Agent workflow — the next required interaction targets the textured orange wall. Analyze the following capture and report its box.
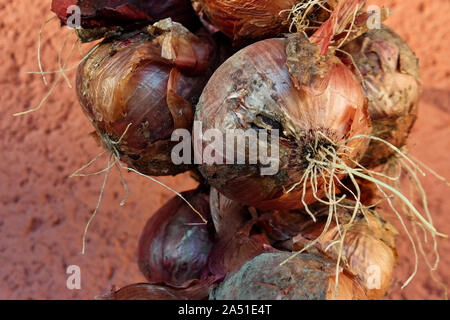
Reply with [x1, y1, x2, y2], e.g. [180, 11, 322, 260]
[0, 0, 448, 299]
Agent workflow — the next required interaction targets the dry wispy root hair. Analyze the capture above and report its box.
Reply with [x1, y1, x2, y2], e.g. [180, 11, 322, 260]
[22, 16, 208, 254]
[281, 0, 331, 34]
[280, 131, 448, 299]
[13, 16, 100, 117]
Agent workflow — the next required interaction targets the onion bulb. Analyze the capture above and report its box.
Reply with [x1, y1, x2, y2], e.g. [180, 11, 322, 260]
[138, 188, 213, 287]
[195, 27, 371, 210]
[77, 19, 216, 176]
[52, 0, 200, 42]
[192, 0, 333, 44]
[260, 201, 398, 299]
[342, 25, 421, 168]
[209, 187, 250, 240]
[210, 252, 367, 300]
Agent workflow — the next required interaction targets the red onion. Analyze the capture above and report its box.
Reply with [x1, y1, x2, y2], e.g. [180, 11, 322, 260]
[52, 0, 200, 41]
[192, 0, 333, 44]
[194, 5, 371, 210]
[77, 19, 216, 176]
[138, 188, 213, 287]
[342, 25, 421, 168]
[210, 252, 367, 300]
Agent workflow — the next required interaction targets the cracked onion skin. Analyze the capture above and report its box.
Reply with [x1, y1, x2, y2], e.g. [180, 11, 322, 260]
[138, 188, 213, 287]
[195, 35, 371, 210]
[77, 20, 216, 176]
[210, 252, 367, 300]
[342, 25, 421, 168]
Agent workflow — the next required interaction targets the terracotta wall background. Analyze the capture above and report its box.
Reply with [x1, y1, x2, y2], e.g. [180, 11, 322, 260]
[0, 0, 448, 299]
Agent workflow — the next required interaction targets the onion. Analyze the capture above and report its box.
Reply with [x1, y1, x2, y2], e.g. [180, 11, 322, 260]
[77, 19, 216, 176]
[52, 0, 200, 41]
[194, 17, 371, 209]
[259, 201, 398, 299]
[99, 280, 212, 300]
[192, 0, 332, 44]
[341, 25, 421, 168]
[138, 188, 213, 287]
[210, 252, 367, 300]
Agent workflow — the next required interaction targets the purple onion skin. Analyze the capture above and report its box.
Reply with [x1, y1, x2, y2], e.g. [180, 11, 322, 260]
[52, 0, 200, 41]
[76, 22, 217, 176]
[138, 189, 214, 287]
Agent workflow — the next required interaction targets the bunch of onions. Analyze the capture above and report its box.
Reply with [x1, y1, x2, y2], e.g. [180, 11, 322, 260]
[192, 0, 334, 44]
[76, 19, 217, 176]
[138, 188, 213, 287]
[259, 201, 398, 299]
[52, 0, 200, 41]
[210, 252, 367, 300]
[341, 25, 421, 168]
[194, 0, 371, 210]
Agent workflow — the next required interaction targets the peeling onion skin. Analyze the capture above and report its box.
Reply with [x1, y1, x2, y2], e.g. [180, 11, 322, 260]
[192, 0, 332, 45]
[98, 280, 213, 300]
[209, 187, 250, 240]
[195, 36, 371, 210]
[342, 25, 421, 168]
[210, 252, 367, 300]
[138, 189, 214, 287]
[192, 0, 295, 43]
[52, 0, 200, 42]
[259, 201, 398, 299]
[77, 20, 216, 176]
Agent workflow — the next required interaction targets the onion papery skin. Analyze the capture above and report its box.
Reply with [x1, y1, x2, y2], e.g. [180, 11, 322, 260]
[259, 201, 398, 299]
[193, 0, 295, 43]
[138, 189, 214, 287]
[209, 187, 250, 240]
[77, 20, 216, 176]
[195, 36, 371, 210]
[342, 25, 421, 168]
[52, 0, 200, 41]
[192, 0, 333, 45]
[205, 219, 275, 279]
[210, 252, 367, 300]
[99, 280, 213, 300]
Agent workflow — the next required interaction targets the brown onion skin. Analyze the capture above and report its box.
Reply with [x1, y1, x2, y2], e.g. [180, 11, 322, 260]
[193, 0, 295, 43]
[259, 201, 398, 299]
[195, 36, 371, 210]
[52, 0, 200, 41]
[192, 0, 332, 45]
[138, 188, 214, 287]
[98, 280, 213, 300]
[342, 25, 421, 168]
[77, 20, 216, 176]
[210, 252, 367, 300]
